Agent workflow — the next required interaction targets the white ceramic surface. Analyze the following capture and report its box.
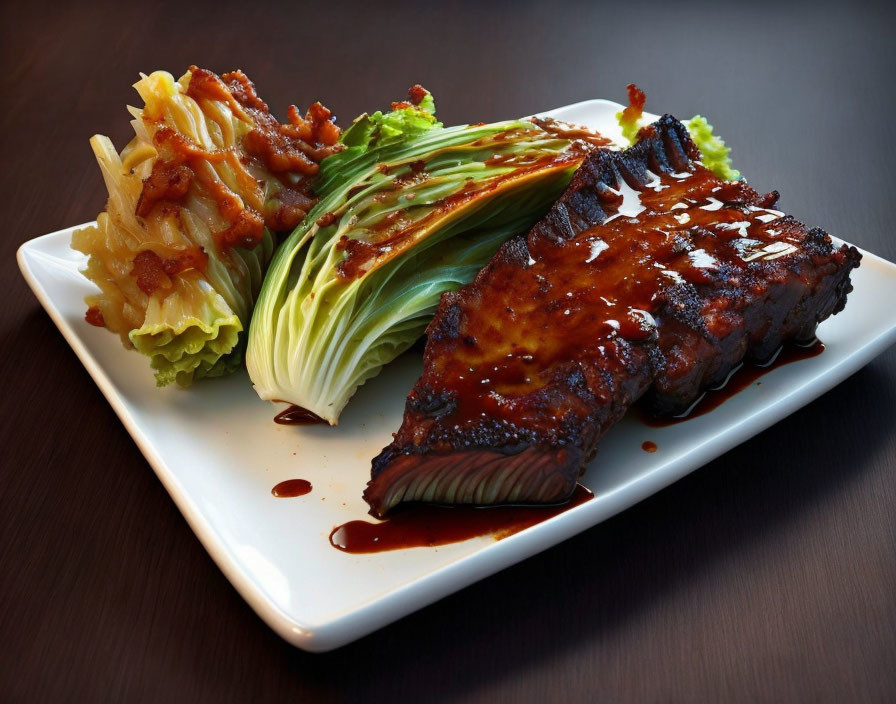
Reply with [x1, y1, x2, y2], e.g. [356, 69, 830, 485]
[17, 100, 896, 652]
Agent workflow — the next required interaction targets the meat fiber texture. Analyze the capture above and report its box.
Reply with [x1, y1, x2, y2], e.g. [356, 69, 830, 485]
[365, 115, 861, 517]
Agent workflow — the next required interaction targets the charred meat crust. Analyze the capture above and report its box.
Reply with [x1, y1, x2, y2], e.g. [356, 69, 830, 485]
[365, 115, 861, 517]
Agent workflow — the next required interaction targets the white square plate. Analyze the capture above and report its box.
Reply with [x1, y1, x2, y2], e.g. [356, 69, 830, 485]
[18, 100, 896, 652]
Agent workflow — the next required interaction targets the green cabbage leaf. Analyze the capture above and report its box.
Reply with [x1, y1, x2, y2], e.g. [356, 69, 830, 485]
[247, 90, 595, 423]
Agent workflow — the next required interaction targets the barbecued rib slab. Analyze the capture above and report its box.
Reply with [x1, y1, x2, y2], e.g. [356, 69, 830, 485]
[364, 115, 861, 517]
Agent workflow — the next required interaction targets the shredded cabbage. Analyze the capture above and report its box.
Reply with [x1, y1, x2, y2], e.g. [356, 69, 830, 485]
[72, 68, 321, 386]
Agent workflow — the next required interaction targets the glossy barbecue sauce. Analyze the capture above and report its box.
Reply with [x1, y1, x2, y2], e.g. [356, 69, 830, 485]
[273, 405, 327, 425]
[330, 484, 593, 553]
[271, 479, 313, 497]
[432, 159, 824, 427]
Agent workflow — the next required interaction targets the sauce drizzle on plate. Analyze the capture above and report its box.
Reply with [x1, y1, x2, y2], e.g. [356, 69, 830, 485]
[272, 479, 313, 497]
[330, 484, 594, 553]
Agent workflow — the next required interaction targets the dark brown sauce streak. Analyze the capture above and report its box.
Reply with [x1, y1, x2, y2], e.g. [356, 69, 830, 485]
[273, 405, 327, 425]
[330, 484, 593, 553]
[641, 340, 825, 427]
[271, 479, 312, 497]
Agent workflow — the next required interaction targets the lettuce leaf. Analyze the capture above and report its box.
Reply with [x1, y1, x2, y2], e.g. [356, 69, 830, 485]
[337, 87, 439, 152]
[685, 115, 741, 181]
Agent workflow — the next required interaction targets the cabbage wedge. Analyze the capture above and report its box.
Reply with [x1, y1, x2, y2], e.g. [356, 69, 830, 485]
[247, 88, 609, 424]
[73, 67, 340, 386]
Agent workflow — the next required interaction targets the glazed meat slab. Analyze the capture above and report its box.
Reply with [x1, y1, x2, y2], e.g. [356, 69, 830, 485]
[365, 116, 861, 517]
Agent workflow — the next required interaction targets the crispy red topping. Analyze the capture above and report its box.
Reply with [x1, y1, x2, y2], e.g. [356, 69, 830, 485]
[267, 189, 317, 232]
[186, 66, 242, 106]
[215, 209, 266, 250]
[620, 83, 646, 133]
[135, 67, 343, 250]
[407, 84, 428, 107]
[85, 306, 105, 327]
[219, 69, 269, 112]
[243, 117, 319, 174]
[131, 247, 209, 295]
[135, 162, 193, 218]
[132, 250, 167, 295]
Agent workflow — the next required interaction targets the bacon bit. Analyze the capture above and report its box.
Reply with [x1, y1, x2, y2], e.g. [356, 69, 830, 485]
[136, 162, 193, 218]
[136, 67, 344, 251]
[132, 250, 168, 296]
[203, 179, 245, 222]
[186, 67, 258, 125]
[281, 103, 341, 147]
[152, 128, 211, 163]
[131, 248, 208, 295]
[243, 121, 319, 174]
[390, 101, 413, 111]
[268, 189, 316, 231]
[242, 97, 342, 174]
[220, 69, 269, 112]
[187, 67, 236, 104]
[407, 84, 428, 107]
[336, 238, 374, 278]
[85, 306, 105, 327]
[620, 83, 646, 134]
[316, 211, 337, 227]
[215, 209, 265, 250]
[306, 102, 341, 146]
[284, 104, 314, 142]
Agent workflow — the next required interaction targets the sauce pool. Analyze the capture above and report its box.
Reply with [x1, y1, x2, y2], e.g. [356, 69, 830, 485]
[330, 484, 594, 553]
[271, 479, 313, 497]
[274, 405, 327, 425]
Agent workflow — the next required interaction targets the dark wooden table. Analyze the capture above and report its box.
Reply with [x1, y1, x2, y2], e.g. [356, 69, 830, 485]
[2, 1, 894, 701]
